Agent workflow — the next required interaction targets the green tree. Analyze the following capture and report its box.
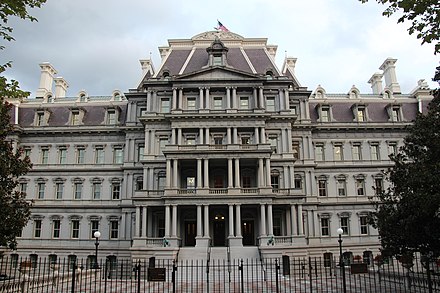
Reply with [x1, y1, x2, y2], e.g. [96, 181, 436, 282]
[0, 0, 46, 250]
[371, 67, 440, 257]
[360, 0, 440, 54]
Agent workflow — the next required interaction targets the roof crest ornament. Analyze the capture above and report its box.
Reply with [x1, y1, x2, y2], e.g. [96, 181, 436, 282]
[192, 31, 244, 41]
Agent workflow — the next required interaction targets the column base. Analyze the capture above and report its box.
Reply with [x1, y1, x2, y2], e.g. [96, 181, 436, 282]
[228, 236, 243, 247]
[195, 236, 211, 248]
[132, 238, 144, 247]
[258, 236, 275, 247]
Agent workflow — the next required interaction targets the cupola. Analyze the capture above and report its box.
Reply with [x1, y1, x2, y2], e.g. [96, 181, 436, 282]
[206, 37, 228, 67]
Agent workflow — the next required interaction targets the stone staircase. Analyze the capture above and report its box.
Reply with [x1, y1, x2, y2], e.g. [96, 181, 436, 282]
[176, 246, 260, 262]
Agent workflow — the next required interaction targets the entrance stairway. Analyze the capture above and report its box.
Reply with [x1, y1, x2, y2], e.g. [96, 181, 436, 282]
[177, 246, 259, 262]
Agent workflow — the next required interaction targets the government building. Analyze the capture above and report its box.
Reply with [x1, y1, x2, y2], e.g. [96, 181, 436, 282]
[5, 31, 433, 266]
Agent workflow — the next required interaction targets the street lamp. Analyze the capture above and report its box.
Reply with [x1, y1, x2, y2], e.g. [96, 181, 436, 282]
[93, 231, 101, 269]
[337, 228, 347, 293]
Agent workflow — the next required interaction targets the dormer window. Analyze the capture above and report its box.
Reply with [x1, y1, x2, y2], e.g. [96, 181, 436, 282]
[206, 38, 228, 67]
[34, 110, 50, 126]
[387, 104, 403, 122]
[70, 109, 85, 126]
[351, 104, 368, 122]
[316, 104, 332, 122]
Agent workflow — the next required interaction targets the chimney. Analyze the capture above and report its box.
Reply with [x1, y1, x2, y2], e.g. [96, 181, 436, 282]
[140, 59, 155, 77]
[368, 73, 383, 94]
[286, 57, 297, 72]
[54, 77, 69, 99]
[35, 63, 57, 98]
[379, 58, 401, 94]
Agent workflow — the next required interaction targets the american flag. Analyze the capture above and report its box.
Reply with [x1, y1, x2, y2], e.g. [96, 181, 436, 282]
[215, 20, 229, 32]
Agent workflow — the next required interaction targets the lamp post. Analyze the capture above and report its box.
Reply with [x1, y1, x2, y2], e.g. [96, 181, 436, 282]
[337, 228, 347, 293]
[93, 231, 101, 269]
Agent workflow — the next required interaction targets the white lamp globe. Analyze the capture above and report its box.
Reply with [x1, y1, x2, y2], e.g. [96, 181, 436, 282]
[93, 231, 101, 238]
[336, 228, 344, 235]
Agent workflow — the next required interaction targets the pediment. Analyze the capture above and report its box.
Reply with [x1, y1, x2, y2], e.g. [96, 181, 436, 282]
[176, 66, 259, 81]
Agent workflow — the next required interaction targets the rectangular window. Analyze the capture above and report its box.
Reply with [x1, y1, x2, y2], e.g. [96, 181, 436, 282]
[112, 183, 120, 200]
[266, 97, 275, 111]
[334, 145, 343, 161]
[160, 98, 170, 113]
[110, 221, 119, 239]
[36, 112, 45, 126]
[93, 183, 101, 199]
[214, 136, 223, 145]
[186, 137, 195, 145]
[241, 137, 250, 145]
[321, 108, 330, 122]
[34, 220, 42, 238]
[95, 147, 104, 164]
[113, 147, 123, 164]
[294, 176, 302, 189]
[374, 178, 383, 195]
[139, 107, 147, 116]
[187, 98, 196, 110]
[360, 216, 369, 235]
[239, 97, 249, 109]
[71, 112, 80, 125]
[269, 136, 277, 153]
[158, 176, 166, 191]
[24, 148, 31, 159]
[352, 144, 361, 160]
[357, 108, 366, 122]
[41, 149, 49, 164]
[213, 56, 222, 66]
[391, 108, 400, 121]
[242, 176, 251, 188]
[370, 144, 380, 160]
[107, 110, 116, 124]
[271, 175, 279, 190]
[290, 104, 297, 115]
[71, 220, 80, 239]
[20, 182, 27, 194]
[318, 180, 327, 197]
[337, 179, 346, 196]
[55, 183, 64, 199]
[292, 142, 300, 159]
[137, 145, 144, 161]
[321, 218, 329, 236]
[186, 177, 196, 189]
[159, 138, 168, 154]
[53, 220, 60, 238]
[91, 220, 99, 238]
[315, 145, 324, 161]
[58, 149, 67, 164]
[77, 148, 85, 164]
[213, 97, 223, 110]
[340, 217, 349, 235]
[388, 143, 397, 156]
[74, 183, 82, 199]
[37, 182, 45, 199]
[356, 178, 365, 196]
[273, 215, 282, 236]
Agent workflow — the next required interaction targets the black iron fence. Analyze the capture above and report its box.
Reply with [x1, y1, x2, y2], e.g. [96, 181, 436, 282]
[1, 254, 439, 293]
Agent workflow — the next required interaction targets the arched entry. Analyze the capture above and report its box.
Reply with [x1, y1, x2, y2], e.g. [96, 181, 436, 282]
[213, 213, 226, 246]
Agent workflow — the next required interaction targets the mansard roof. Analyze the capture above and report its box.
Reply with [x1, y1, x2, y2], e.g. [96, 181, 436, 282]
[154, 31, 280, 79]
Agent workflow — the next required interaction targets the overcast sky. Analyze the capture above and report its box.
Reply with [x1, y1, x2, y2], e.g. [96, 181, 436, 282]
[1, 0, 438, 98]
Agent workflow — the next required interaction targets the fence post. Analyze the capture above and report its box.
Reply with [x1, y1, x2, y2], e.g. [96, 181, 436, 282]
[309, 257, 313, 293]
[71, 261, 76, 293]
[239, 259, 244, 293]
[275, 259, 280, 293]
[172, 260, 177, 293]
[104, 259, 108, 293]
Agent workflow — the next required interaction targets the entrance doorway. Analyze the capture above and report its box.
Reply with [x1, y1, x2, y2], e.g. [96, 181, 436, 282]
[242, 220, 254, 246]
[185, 221, 196, 246]
[213, 214, 226, 246]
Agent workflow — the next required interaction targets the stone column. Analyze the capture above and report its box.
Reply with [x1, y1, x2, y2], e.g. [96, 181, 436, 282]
[260, 204, 266, 236]
[135, 206, 141, 237]
[291, 205, 297, 236]
[177, 128, 182, 145]
[228, 204, 234, 237]
[253, 88, 258, 108]
[178, 88, 183, 109]
[197, 159, 202, 188]
[233, 128, 238, 144]
[172, 205, 178, 237]
[228, 158, 233, 188]
[283, 166, 289, 189]
[254, 127, 259, 144]
[267, 204, 273, 236]
[265, 159, 271, 187]
[279, 89, 285, 110]
[199, 128, 204, 145]
[204, 159, 209, 188]
[172, 88, 177, 110]
[142, 206, 148, 237]
[197, 205, 202, 237]
[258, 158, 264, 187]
[232, 87, 237, 108]
[205, 88, 210, 109]
[259, 87, 264, 110]
[297, 204, 304, 235]
[235, 204, 242, 237]
[121, 212, 126, 240]
[150, 130, 156, 154]
[152, 91, 157, 112]
[284, 89, 290, 111]
[173, 159, 178, 188]
[143, 168, 148, 190]
[204, 205, 209, 237]
[287, 128, 293, 153]
[261, 128, 266, 143]
[199, 87, 204, 109]
[147, 91, 152, 112]
[226, 87, 231, 109]
[144, 130, 149, 154]
[165, 205, 171, 238]
[234, 158, 240, 188]
[166, 159, 171, 188]
[205, 128, 210, 144]
[171, 128, 176, 145]
[227, 128, 232, 144]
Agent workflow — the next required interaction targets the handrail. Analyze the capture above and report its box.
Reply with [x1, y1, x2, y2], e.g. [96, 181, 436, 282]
[258, 246, 267, 281]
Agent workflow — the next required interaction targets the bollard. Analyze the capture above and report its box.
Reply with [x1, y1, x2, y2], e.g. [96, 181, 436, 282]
[275, 259, 280, 293]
